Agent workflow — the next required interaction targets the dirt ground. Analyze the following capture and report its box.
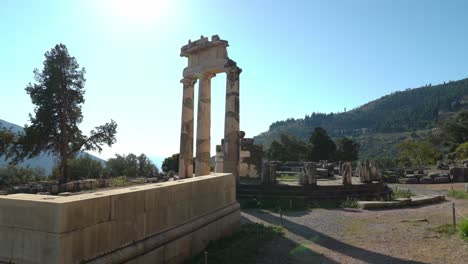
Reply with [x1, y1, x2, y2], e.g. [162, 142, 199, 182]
[241, 183, 468, 264]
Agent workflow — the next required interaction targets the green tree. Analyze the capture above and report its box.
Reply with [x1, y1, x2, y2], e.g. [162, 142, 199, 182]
[137, 153, 159, 177]
[335, 137, 360, 161]
[0, 166, 46, 186]
[397, 140, 441, 167]
[106, 154, 127, 177]
[309, 127, 336, 161]
[162, 153, 179, 173]
[267, 134, 308, 161]
[0, 44, 117, 183]
[455, 142, 468, 160]
[52, 155, 103, 180]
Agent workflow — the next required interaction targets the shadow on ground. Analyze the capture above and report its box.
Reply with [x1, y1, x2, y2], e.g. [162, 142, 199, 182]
[243, 210, 428, 264]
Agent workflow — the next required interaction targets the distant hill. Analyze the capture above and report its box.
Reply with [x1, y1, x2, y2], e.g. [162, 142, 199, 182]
[0, 119, 105, 175]
[254, 78, 468, 160]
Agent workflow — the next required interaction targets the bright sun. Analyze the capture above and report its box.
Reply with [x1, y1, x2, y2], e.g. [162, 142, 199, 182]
[106, 0, 169, 24]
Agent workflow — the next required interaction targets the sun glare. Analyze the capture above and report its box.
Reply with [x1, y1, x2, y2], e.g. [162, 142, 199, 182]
[106, 0, 169, 24]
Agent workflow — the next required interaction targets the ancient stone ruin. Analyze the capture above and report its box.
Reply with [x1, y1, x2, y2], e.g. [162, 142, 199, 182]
[215, 131, 263, 178]
[178, 35, 242, 183]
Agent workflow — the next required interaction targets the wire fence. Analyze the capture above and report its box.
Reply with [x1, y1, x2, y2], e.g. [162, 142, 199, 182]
[452, 202, 468, 229]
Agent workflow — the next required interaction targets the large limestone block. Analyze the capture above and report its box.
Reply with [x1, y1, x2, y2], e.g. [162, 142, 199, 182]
[0, 196, 61, 233]
[126, 246, 165, 264]
[61, 194, 112, 233]
[164, 233, 192, 264]
[145, 184, 169, 212]
[145, 209, 168, 236]
[111, 213, 146, 249]
[0, 226, 62, 264]
[166, 201, 192, 227]
[111, 188, 146, 221]
[191, 220, 219, 255]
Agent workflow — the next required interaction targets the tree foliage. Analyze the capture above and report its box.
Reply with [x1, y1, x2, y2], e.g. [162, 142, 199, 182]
[309, 127, 336, 161]
[397, 140, 441, 167]
[106, 153, 158, 177]
[0, 44, 117, 183]
[267, 134, 308, 162]
[455, 142, 468, 160]
[0, 166, 46, 186]
[52, 155, 103, 180]
[162, 153, 179, 173]
[335, 137, 360, 161]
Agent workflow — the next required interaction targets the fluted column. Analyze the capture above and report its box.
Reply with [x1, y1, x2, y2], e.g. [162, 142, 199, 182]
[178, 77, 196, 178]
[223, 61, 242, 184]
[195, 73, 215, 176]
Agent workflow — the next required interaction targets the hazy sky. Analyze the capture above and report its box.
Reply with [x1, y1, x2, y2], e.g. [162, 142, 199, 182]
[1, 0, 468, 164]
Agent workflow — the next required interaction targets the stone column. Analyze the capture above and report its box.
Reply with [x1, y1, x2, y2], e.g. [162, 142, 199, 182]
[223, 60, 242, 184]
[178, 77, 196, 178]
[195, 73, 215, 176]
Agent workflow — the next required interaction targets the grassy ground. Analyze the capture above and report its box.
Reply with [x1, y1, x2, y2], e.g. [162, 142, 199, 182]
[448, 189, 468, 200]
[239, 197, 359, 212]
[392, 187, 414, 199]
[186, 223, 283, 264]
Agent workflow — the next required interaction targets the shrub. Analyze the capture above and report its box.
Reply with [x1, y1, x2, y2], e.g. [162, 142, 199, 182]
[459, 220, 468, 241]
[340, 197, 358, 208]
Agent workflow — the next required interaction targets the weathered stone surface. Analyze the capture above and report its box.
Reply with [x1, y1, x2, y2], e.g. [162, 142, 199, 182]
[419, 177, 434, 184]
[178, 78, 196, 178]
[262, 162, 277, 184]
[304, 162, 317, 186]
[404, 178, 419, 184]
[434, 176, 450, 184]
[0, 173, 239, 264]
[342, 162, 353, 185]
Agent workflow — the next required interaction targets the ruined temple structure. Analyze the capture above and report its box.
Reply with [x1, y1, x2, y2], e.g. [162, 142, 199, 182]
[178, 35, 242, 182]
[215, 131, 263, 178]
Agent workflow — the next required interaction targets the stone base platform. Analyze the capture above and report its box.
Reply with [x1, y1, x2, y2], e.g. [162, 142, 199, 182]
[358, 195, 445, 209]
[237, 179, 392, 200]
[0, 173, 239, 264]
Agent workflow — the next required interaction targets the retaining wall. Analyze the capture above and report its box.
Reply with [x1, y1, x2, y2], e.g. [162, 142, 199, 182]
[0, 173, 239, 264]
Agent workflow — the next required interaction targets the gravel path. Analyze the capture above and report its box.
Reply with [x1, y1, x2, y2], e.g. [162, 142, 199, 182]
[241, 184, 468, 264]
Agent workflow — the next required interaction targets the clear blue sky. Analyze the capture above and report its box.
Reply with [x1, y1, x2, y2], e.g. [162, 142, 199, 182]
[1, 0, 468, 164]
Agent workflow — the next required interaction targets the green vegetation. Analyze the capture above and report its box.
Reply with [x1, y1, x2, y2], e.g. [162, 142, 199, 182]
[52, 155, 103, 180]
[448, 189, 468, 200]
[0, 44, 117, 183]
[109, 176, 146, 187]
[162, 153, 180, 173]
[392, 188, 414, 199]
[397, 140, 441, 167]
[430, 224, 457, 236]
[187, 223, 283, 264]
[277, 174, 298, 181]
[0, 166, 47, 186]
[455, 142, 468, 160]
[335, 137, 360, 161]
[460, 220, 468, 241]
[254, 79, 468, 160]
[267, 127, 358, 162]
[267, 134, 309, 161]
[106, 153, 158, 178]
[340, 197, 358, 208]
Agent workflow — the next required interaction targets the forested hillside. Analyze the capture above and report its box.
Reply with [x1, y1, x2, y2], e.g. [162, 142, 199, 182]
[254, 78, 468, 160]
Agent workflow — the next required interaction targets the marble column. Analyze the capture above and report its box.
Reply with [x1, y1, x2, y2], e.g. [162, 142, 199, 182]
[223, 60, 242, 184]
[178, 77, 196, 178]
[195, 73, 215, 176]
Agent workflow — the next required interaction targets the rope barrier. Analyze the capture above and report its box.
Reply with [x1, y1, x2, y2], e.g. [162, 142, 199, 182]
[455, 207, 468, 221]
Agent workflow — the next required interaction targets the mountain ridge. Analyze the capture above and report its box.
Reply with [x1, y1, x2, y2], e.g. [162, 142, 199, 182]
[254, 77, 468, 160]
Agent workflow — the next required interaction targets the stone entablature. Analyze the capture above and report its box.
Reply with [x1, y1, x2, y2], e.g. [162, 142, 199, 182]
[0, 173, 239, 264]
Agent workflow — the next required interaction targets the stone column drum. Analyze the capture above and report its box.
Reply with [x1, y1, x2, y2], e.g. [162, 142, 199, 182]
[178, 78, 196, 178]
[223, 60, 242, 183]
[196, 73, 215, 176]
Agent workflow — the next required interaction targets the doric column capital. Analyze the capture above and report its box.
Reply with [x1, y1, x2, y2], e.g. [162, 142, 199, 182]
[198, 72, 216, 80]
[180, 77, 197, 86]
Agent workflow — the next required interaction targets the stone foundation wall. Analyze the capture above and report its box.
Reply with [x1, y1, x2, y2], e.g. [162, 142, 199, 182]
[0, 173, 239, 264]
